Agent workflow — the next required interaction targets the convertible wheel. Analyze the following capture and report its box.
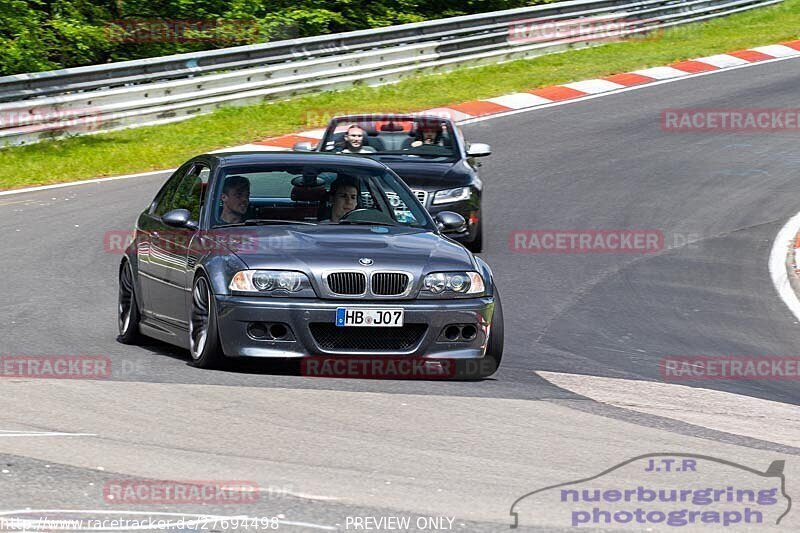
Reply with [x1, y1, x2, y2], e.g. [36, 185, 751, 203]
[189, 275, 226, 369]
[465, 223, 483, 254]
[117, 261, 142, 344]
[481, 289, 504, 377]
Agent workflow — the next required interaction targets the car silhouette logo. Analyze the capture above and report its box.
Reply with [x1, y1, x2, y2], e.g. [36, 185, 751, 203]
[359, 258, 374, 266]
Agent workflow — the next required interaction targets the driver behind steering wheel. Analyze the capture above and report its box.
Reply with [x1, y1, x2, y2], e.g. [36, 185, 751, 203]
[326, 175, 359, 223]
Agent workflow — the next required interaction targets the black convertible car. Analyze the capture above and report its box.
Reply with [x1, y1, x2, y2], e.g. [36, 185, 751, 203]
[294, 114, 491, 252]
[118, 152, 503, 377]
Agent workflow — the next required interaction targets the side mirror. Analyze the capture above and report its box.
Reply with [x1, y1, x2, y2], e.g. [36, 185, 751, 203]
[294, 141, 314, 151]
[161, 209, 198, 230]
[466, 143, 491, 157]
[435, 211, 467, 233]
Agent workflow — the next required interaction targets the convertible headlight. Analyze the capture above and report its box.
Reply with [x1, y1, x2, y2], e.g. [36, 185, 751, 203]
[421, 271, 485, 297]
[230, 270, 310, 293]
[432, 187, 471, 205]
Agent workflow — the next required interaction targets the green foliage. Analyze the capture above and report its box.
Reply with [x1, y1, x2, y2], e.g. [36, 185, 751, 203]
[1, 0, 798, 190]
[0, 0, 542, 75]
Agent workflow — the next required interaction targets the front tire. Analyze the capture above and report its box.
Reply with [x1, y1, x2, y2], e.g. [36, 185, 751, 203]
[481, 289, 504, 377]
[117, 261, 142, 344]
[465, 222, 483, 253]
[189, 275, 226, 369]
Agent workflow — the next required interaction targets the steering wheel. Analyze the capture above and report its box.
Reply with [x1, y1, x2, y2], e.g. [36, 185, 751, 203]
[338, 208, 395, 225]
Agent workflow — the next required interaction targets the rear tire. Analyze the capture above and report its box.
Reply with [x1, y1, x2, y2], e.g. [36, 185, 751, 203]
[188, 275, 226, 369]
[117, 261, 142, 344]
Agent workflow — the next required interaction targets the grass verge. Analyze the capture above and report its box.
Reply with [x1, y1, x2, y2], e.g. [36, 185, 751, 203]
[1, 0, 799, 190]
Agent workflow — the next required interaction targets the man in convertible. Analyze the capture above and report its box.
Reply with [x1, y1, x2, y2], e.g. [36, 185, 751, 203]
[336, 125, 377, 153]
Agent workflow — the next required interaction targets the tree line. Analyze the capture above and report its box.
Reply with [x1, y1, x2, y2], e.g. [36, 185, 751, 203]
[0, 0, 547, 76]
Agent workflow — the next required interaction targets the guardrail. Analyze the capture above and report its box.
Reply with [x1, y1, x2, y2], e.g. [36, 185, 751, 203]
[0, 0, 783, 147]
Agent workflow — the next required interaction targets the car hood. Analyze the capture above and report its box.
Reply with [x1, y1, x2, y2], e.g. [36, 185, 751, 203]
[219, 225, 475, 275]
[370, 158, 472, 189]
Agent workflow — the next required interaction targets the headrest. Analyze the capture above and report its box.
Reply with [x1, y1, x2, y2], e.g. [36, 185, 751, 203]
[379, 121, 405, 132]
[291, 174, 325, 187]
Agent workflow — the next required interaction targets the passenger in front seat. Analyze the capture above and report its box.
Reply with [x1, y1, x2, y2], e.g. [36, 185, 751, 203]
[409, 123, 443, 147]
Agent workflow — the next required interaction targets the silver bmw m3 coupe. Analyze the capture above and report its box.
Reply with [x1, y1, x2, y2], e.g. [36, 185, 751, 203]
[118, 152, 503, 377]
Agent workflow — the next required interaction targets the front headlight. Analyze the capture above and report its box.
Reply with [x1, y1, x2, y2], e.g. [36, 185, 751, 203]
[420, 271, 485, 297]
[230, 270, 311, 293]
[432, 187, 471, 205]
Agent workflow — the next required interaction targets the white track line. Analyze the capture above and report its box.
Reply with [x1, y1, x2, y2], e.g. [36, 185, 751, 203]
[0, 429, 96, 437]
[562, 79, 626, 94]
[2, 54, 799, 197]
[0, 432, 96, 437]
[769, 210, 800, 322]
[0, 170, 172, 198]
[459, 54, 800, 126]
[630, 66, 689, 79]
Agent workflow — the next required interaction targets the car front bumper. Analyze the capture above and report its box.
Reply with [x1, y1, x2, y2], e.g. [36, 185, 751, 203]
[215, 295, 496, 359]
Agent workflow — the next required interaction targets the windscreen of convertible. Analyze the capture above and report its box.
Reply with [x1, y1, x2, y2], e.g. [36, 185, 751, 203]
[212, 163, 433, 229]
[321, 118, 458, 159]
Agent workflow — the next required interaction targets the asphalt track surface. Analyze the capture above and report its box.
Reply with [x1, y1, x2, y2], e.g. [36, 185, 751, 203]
[1, 57, 800, 531]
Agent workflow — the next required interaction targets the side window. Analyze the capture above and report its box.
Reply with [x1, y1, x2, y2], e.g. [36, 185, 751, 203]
[171, 164, 210, 222]
[152, 165, 191, 217]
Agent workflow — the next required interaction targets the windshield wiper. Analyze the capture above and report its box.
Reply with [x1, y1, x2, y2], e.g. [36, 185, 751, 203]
[215, 219, 316, 228]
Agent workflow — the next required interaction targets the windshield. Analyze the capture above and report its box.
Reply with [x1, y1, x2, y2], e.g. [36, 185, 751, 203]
[211, 162, 433, 229]
[320, 118, 459, 159]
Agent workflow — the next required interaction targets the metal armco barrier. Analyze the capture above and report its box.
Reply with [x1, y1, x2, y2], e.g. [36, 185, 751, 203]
[0, 0, 784, 147]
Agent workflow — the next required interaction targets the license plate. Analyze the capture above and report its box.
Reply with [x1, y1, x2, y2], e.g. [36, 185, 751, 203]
[336, 308, 404, 327]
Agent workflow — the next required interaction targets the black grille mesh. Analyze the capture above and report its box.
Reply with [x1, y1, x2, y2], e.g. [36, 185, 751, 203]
[309, 323, 427, 351]
[327, 272, 366, 295]
[371, 272, 410, 295]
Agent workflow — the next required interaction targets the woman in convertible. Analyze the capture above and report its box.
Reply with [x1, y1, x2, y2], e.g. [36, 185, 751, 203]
[403, 121, 446, 149]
